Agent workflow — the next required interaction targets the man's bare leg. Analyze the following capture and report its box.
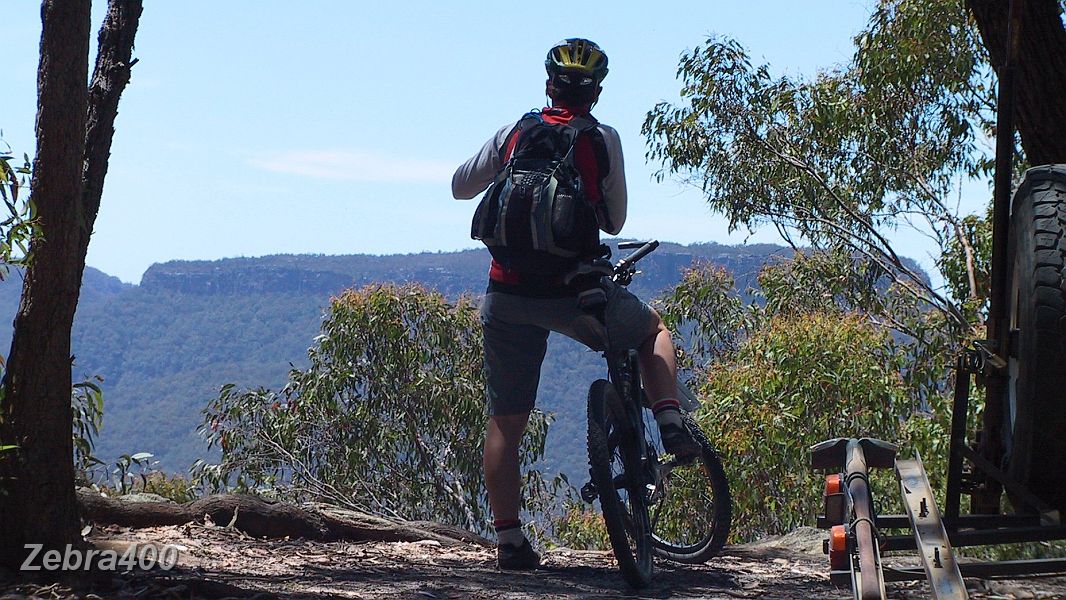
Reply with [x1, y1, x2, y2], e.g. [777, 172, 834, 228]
[484, 411, 541, 568]
[484, 412, 530, 526]
[637, 311, 698, 456]
[638, 312, 677, 402]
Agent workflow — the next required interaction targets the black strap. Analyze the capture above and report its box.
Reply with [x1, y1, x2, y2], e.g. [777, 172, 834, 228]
[497, 113, 541, 163]
[568, 114, 599, 132]
[501, 110, 600, 168]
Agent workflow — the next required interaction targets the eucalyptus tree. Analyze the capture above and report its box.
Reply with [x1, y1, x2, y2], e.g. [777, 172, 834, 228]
[644, 0, 998, 332]
[0, 0, 142, 569]
[644, 0, 1066, 526]
[197, 284, 552, 534]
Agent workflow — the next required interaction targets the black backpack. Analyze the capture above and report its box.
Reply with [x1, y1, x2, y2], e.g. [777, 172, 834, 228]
[470, 111, 604, 282]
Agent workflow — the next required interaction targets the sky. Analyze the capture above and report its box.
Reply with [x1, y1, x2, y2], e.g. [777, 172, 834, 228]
[5, 0, 976, 286]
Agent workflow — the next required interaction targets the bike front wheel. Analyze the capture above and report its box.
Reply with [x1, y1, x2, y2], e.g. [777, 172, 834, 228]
[587, 378, 653, 589]
[648, 412, 732, 563]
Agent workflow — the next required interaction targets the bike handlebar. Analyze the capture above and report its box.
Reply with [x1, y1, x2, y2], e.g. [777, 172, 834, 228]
[561, 240, 660, 287]
[614, 240, 659, 275]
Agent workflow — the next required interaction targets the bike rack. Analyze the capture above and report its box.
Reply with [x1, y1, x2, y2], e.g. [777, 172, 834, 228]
[811, 350, 1066, 600]
[811, 437, 895, 599]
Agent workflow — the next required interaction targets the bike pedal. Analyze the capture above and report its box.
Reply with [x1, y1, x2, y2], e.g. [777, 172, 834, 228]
[580, 481, 598, 503]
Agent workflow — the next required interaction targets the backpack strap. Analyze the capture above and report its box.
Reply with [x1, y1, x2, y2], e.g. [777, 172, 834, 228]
[499, 112, 546, 162]
[568, 114, 599, 133]
[502, 110, 597, 164]
[557, 115, 600, 165]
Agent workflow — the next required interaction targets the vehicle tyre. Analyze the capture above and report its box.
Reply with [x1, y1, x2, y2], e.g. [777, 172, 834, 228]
[649, 412, 732, 563]
[587, 378, 653, 588]
[1005, 164, 1066, 512]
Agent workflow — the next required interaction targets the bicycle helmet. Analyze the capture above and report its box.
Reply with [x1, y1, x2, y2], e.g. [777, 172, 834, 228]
[545, 38, 609, 87]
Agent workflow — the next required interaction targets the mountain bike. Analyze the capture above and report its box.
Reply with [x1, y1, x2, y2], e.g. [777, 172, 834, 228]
[573, 240, 732, 588]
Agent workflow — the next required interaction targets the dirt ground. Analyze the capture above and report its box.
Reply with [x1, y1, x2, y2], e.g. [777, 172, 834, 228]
[1, 525, 1065, 599]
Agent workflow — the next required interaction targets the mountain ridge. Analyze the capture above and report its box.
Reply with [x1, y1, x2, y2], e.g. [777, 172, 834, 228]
[0, 241, 799, 482]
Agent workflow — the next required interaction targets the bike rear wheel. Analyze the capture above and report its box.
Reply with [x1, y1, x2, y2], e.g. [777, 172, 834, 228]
[648, 413, 732, 563]
[587, 378, 653, 589]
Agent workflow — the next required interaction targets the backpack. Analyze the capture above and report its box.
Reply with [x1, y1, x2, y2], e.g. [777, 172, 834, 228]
[470, 111, 604, 282]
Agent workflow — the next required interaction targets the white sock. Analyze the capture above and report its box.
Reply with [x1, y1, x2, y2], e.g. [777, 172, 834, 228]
[496, 524, 526, 547]
[652, 398, 683, 429]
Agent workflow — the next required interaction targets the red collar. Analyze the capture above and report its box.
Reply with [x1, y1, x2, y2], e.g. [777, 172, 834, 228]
[541, 106, 593, 124]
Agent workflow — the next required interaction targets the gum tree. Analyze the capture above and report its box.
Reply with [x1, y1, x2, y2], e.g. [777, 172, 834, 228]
[0, 0, 141, 568]
[644, 0, 1066, 323]
[196, 284, 553, 534]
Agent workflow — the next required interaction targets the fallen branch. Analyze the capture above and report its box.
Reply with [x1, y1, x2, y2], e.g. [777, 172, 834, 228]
[75, 488, 491, 548]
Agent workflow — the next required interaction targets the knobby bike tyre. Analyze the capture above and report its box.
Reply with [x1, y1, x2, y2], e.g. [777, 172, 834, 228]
[649, 412, 732, 564]
[587, 378, 653, 589]
[1005, 165, 1066, 513]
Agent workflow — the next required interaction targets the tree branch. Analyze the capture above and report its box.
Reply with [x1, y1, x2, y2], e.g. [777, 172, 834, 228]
[81, 0, 142, 240]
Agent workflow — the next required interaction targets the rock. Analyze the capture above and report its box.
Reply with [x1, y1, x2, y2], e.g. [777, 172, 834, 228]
[743, 526, 828, 556]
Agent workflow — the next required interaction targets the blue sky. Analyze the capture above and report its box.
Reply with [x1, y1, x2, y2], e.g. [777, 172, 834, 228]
[6, 1, 926, 285]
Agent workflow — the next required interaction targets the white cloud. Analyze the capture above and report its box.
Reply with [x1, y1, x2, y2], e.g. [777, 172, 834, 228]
[248, 150, 455, 183]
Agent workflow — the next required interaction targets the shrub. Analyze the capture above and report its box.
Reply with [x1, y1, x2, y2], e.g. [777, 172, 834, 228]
[194, 283, 551, 533]
[655, 258, 955, 542]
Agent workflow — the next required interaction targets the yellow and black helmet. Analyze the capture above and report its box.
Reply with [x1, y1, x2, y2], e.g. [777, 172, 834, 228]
[545, 38, 608, 86]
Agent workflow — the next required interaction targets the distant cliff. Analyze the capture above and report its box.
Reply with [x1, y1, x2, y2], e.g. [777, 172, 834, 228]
[137, 242, 791, 298]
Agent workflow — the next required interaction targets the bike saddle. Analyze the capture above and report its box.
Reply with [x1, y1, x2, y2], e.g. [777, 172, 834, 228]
[562, 258, 614, 286]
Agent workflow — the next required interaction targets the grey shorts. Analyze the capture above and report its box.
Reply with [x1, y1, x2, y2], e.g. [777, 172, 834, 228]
[479, 280, 658, 416]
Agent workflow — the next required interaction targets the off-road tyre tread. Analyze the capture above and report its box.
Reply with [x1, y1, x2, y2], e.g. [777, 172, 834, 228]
[1006, 164, 1066, 512]
[651, 413, 732, 563]
[587, 379, 652, 588]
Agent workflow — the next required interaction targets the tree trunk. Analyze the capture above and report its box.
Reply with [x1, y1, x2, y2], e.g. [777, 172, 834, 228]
[0, 0, 142, 570]
[968, 0, 1066, 165]
[0, 0, 91, 569]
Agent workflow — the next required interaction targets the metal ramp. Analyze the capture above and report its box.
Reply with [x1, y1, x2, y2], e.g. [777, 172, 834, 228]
[896, 457, 966, 600]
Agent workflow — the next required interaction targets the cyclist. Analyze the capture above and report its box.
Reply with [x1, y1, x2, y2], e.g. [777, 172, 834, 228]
[451, 38, 698, 571]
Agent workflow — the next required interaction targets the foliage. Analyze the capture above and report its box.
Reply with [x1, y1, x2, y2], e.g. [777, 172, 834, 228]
[550, 501, 609, 550]
[642, 0, 1005, 329]
[138, 470, 197, 503]
[72, 375, 105, 472]
[519, 470, 602, 549]
[72, 364, 198, 508]
[656, 261, 751, 370]
[641, 3, 1009, 540]
[654, 259, 954, 541]
[938, 202, 993, 322]
[101, 452, 155, 495]
[702, 312, 908, 538]
[193, 283, 551, 533]
[762, 250, 964, 404]
[0, 137, 39, 490]
[0, 138, 38, 277]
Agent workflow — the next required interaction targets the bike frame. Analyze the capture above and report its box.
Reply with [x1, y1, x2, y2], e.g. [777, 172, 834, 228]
[591, 241, 661, 547]
[606, 347, 653, 481]
[590, 240, 660, 469]
[582, 239, 732, 586]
